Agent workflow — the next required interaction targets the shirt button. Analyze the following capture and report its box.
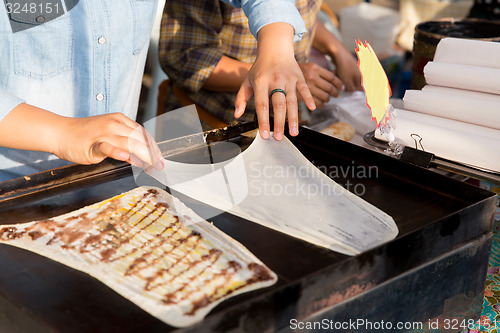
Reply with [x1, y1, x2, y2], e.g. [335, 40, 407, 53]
[96, 93, 105, 101]
[98, 36, 106, 45]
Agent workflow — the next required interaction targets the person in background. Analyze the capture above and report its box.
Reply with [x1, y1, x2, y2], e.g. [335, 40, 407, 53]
[159, 0, 361, 134]
[0, 0, 313, 181]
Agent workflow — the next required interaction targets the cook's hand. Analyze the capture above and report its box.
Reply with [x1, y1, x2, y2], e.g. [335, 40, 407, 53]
[299, 62, 344, 108]
[333, 47, 362, 92]
[0, 105, 163, 169]
[312, 21, 362, 92]
[55, 113, 163, 169]
[234, 23, 316, 141]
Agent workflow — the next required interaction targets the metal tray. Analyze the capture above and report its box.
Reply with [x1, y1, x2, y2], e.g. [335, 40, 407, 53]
[0, 124, 496, 333]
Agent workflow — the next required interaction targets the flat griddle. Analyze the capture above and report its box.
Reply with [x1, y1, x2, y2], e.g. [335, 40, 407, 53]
[0, 123, 496, 332]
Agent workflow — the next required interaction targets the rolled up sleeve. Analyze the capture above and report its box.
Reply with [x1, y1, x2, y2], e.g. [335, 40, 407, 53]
[0, 90, 24, 123]
[222, 0, 307, 42]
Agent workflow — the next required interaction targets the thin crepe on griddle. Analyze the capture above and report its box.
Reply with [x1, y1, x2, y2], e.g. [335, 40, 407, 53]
[0, 186, 277, 327]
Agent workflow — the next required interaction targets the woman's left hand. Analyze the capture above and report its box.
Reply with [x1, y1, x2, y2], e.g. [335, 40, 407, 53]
[234, 23, 316, 141]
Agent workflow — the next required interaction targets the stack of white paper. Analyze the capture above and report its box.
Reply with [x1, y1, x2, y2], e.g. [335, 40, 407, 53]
[394, 38, 500, 172]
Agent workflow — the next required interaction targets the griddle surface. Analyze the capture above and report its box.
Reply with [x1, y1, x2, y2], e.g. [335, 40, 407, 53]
[0, 128, 495, 332]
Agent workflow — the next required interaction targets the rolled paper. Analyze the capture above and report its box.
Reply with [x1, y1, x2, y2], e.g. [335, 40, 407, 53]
[423, 61, 500, 95]
[434, 37, 500, 69]
[403, 86, 500, 130]
[384, 109, 500, 173]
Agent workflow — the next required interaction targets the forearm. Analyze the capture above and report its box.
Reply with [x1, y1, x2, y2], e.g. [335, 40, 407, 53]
[0, 103, 66, 154]
[312, 21, 343, 59]
[257, 22, 295, 61]
[202, 56, 253, 92]
[312, 21, 362, 91]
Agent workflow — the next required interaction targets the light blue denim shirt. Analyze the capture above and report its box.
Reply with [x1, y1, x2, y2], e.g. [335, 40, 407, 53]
[0, 0, 306, 181]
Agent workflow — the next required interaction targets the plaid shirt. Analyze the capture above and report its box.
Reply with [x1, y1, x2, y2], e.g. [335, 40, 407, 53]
[159, 0, 322, 124]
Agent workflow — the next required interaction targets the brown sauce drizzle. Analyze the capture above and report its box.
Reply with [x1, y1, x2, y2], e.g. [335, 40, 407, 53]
[185, 259, 240, 316]
[143, 231, 203, 290]
[162, 249, 222, 305]
[246, 263, 274, 284]
[0, 226, 23, 240]
[100, 248, 116, 262]
[186, 262, 273, 316]
[28, 230, 44, 241]
[0, 188, 273, 316]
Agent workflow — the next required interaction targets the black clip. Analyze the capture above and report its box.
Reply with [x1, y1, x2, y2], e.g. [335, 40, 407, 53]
[410, 134, 425, 151]
[400, 133, 435, 168]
